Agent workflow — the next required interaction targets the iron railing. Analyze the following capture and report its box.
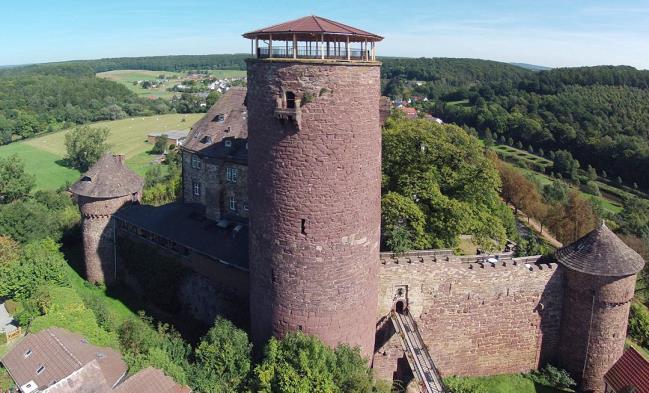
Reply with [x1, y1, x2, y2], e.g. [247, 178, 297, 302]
[257, 46, 368, 60]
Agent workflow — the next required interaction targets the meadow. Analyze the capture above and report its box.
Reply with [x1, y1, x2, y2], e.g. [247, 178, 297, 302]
[97, 69, 246, 99]
[0, 113, 203, 189]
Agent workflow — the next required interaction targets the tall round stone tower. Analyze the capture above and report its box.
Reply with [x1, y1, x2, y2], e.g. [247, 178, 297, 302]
[70, 154, 143, 285]
[243, 16, 383, 358]
[556, 224, 645, 393]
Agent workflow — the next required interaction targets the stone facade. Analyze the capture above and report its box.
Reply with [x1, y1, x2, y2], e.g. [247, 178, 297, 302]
[182, 151, 249, 221]
[374, 252, 564, 379]
[78, 194, 138, 284]
[247, 59, 382, 359]
[558, 270, 637, 393]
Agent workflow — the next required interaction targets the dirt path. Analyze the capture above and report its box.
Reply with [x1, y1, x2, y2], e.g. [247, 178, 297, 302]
[516, 210, 563, 249]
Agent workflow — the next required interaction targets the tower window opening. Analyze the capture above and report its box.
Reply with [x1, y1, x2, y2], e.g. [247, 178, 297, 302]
[395, 301, 405, 315]
[300, 219, 306, 235]
[286, 91, 296, 109]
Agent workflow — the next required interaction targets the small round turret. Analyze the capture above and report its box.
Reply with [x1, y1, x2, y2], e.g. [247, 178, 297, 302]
[70, 154, 143, 284]
[556, 223, 645, 393]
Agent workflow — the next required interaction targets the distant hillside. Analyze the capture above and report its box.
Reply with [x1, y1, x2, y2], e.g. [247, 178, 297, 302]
[0, 54, 249, 77]
[510, 62, 551, 71]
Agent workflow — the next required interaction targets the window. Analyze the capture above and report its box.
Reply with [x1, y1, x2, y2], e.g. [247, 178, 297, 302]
[243, 202, 249, 211]
[200, 136, 213, 145]
[191, 154, 202, 169]
[193, 181, 201, 196]
[24, 349, 32, 358]
[36, 365, 45, 375]
[226, 167, 238, 183]
[213, 113, 225, 123]
[229, 196, 237, 211]
[225, 140, 232, 147]
[286, 91, 296, 109]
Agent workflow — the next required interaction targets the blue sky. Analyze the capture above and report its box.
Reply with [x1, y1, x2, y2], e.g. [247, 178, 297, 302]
[2, 0, 649, 68]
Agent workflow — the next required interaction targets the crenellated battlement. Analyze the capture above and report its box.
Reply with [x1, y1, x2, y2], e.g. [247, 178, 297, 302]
[379, 250, 558, 273]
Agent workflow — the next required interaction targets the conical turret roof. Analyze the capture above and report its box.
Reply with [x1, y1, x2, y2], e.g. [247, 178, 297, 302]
[555, 223, 645, 276]
[243, 15, 383, 42]
[70, 154, 143, 198]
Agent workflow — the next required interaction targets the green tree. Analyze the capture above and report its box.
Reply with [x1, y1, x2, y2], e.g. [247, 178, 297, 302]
[252, 332, 386, 393]
[628, 303, 649, 347]
[0, 201, 62, 243]
[381, 192, 429, 252]
[542, 181, 569, 204]
[587, 165, 597, 181]
[382, 116, 509, 251]
[151, 135, 169, 154]
[0, 238, 68, 300]
[443, 377, 487, 393]
[0, 155, 35, 203]
[206, 91, 222, 108]
[64, 126, 111, 171]
[190, 317, 252, 393]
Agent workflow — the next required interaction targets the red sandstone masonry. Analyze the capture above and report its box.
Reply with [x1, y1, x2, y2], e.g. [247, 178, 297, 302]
[247, 59, 382, 359]
[78, 194, 137, 284]
[374, 254, 564, 379]
[559, 270, 636, 393]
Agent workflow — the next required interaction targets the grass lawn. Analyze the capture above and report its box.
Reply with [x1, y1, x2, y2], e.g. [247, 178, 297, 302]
[0, 113, 202, 189]
[98, 69, 246, 99]
[448, 374, 565, 393]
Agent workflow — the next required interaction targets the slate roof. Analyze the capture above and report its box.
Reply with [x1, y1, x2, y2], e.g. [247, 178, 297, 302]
[243, 15, 383, 42]
[115, 367, 191, 393]
[114, 203, 249, 270]
[70, 154, 143, 198]
[1, 328, 127, 390]
[555, 223, 645, 276]
[45, 359, 112, 393]
[604, 347, 649, 393]
[182, 87, 248, 162]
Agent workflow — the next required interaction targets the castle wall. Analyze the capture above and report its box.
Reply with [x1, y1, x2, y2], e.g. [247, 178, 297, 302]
[182, 151, 249, 221]
[78, 194, 135, 284]
[558, 270, 636, 393]
[247, 59, 382, 358]
[115, 228, 250, 326]
[374, 253, 565, 379]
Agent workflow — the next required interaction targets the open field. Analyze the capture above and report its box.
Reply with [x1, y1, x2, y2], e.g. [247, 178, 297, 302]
[492, 144, 554, 169]
[0, 113, 203, 189]
[97, 69, 246, 99]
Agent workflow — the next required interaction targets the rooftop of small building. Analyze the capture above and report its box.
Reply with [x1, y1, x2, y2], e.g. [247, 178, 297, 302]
[69, 154, 143, 199]
[555, 223, 645, 277]
[148, 130, 189, 140]
[604, 347, 649, 393]
[114, 203, 249, 270]
[1, 328, 127, 391]
[243, 15, 383, 42]
[182, 87, 247, 162]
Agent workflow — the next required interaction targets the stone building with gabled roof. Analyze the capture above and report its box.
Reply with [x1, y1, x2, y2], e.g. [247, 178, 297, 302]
[604, 347, 649, 393]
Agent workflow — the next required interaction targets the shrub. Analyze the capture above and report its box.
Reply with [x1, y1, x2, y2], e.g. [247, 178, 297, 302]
[529, 364, 576, 390]
[629, 303, 649, 347]
[444, 377, 488, 393]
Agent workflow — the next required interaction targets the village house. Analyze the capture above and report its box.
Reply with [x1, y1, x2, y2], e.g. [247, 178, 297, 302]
[147, 130, 189, 148]
[603, 347, 649, 393]
[1, 328, 190, 393]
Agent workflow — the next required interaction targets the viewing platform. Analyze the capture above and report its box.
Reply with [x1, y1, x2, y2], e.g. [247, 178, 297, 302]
[243, 15, 382, 62]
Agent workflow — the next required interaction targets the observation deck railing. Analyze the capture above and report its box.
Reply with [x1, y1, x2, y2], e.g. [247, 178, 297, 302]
[257, 46, 369, 60]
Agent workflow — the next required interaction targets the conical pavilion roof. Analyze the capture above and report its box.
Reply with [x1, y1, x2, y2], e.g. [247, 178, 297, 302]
[70, 154, 143, 198]
[243, 15, 383, 42]
[555, 223, 645, 276]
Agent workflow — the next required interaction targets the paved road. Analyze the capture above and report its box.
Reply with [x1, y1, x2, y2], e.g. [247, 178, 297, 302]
[0, 302, 17, 333]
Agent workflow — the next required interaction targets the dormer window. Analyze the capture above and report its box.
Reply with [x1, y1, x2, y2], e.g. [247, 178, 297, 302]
[36, 365, 45, 375]
[24, 349, 32, 358]
[81, 176, 91, 182]
[200, 136, 212, 145]
[213, 113, 225, 123]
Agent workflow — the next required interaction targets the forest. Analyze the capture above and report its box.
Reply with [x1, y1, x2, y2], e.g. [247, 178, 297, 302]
[383, 60, 649, 190]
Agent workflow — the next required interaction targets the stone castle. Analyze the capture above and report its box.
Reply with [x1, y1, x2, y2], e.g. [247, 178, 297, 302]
[69, 16, 645, 393]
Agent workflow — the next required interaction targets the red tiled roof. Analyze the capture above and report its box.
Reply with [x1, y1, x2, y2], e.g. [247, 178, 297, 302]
[114, 367, 191, 393]
[243, 15, 382, 41]
[1, 328, 126, 390]
[604, 347, 649, 393]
